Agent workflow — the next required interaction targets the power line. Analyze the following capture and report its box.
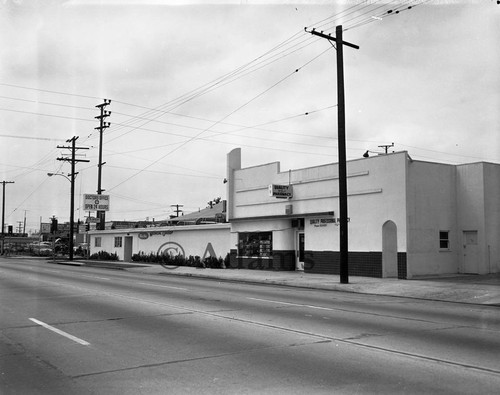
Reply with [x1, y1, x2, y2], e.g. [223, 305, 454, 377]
[106, 47, 333, 193]
[104, 37, 323, 143]
[0, 94, 95, 111]
[0, 107, 94, 123]
[0, 133, 62, 142]
[344, 0, 434, 31]
[0, 83, 101, 101]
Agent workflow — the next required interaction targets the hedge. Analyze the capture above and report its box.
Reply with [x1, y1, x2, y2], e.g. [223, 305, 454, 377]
[131, 251, 230, 269]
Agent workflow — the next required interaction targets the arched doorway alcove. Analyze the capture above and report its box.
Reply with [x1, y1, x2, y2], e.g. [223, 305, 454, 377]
[382, 220, 398, 278]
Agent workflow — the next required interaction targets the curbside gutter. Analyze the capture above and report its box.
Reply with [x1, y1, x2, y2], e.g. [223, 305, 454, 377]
[51, 259, 500, 306]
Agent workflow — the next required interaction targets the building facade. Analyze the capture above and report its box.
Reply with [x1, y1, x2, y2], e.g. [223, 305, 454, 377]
[89, 223, 230, 263]
[226, 148, 500, 278]
[88, 148, 499, 279]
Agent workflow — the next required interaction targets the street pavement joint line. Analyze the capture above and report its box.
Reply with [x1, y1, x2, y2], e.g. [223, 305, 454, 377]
[80, 274, 110, 281]
[345, 338, 500, 376]
[71, 339, 331, 379]
[246, 296, 458, 326]
[54, 311, 195, 326]
[28, 318, 90, 346]
[138, 282, 188, 291]
[248, 297, 333, 311]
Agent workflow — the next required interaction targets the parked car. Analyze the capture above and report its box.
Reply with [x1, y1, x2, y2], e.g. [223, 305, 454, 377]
[29, 241, 53, 256]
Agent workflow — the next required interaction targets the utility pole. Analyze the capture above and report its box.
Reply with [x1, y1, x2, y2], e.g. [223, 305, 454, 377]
[170, 204, 184, 218]
[95, 99, 111, 230]
[378, 142, 394, 154]
[306, 25, 359, 284]
[1, 181, 14, 255]
[57, 137, 90, 260]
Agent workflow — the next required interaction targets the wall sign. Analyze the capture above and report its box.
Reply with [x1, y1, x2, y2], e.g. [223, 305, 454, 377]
[138, 230, 174, 240]
[268, 184, 293, 199]
[310, 217, 350, 228]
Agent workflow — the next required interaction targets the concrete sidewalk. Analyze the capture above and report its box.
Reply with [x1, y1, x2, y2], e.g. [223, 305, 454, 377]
[63, 259, 500, 306]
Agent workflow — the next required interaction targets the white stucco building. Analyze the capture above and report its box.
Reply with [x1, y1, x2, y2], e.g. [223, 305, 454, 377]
[88, 148, 499, 279]
[89, 223, 230, 263]
[226, 148, 500, 278]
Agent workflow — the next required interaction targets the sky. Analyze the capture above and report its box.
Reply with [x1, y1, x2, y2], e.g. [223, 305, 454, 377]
[0, 0, 498, 234]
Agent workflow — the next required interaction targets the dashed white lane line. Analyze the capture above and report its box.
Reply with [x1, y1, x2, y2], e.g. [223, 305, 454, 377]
[247, 297, 335, 311]
[139, 282, 188, 291]
[29, 318, 90, 346]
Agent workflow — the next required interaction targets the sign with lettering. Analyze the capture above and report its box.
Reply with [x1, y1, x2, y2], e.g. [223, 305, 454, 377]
[40, 223, 51, 233]
[310, 217, 350, 228]
[268, 184, 293, 199]
[83, 194, 110, 211]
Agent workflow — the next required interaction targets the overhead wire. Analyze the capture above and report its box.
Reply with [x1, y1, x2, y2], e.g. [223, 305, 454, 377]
[102, 2, 393, 145]
[0, 82, 101, 101]
[106, 55, 323, 193]
[0, 13, 331, 160]
[105, 35, 322, 143]
[344, 1, 434, 31]
[2, 1, 456, 176]
[304, 0, 383, 31]
[1, 0, 487, 217]
[102, 47, 335, 165]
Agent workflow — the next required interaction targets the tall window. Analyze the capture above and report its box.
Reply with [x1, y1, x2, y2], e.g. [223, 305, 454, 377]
[94, 237, 101, 247]
[439, 231, 450, 250]
[238, 232, 272, 257]
[114, 237, 122, 248]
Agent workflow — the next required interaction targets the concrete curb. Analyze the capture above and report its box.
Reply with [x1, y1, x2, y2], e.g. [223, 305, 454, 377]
[14, 257, 495, 306]
[64, 260, 500, 306]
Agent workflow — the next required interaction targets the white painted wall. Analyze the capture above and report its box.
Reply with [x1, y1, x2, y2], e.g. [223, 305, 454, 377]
[456, 163, 486, 274]
[230, 151, 410, 255]
[89, 224, 230, 261]
[406, 160, 458, 276]
[484, 163, 500, 273]
[456, 162, 500, 274]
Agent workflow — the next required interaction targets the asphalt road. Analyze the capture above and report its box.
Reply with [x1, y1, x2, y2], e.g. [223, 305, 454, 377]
[1, 257, 499, 394]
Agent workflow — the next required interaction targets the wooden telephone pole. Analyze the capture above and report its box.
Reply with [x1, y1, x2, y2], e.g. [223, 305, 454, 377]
[305, 25, 359, 284]
[57, 137, 89, 260]
[1, 181, 14, 254]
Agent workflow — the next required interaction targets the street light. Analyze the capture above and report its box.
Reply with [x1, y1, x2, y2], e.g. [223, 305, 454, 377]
[47, 172, 78, 261]
[47, 172, 70, 181]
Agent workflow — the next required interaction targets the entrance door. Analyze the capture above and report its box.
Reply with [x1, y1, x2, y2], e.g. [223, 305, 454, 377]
[296, 232, 305, 271]
[124, 236, 133, 262]
[462, 231, 478, 274]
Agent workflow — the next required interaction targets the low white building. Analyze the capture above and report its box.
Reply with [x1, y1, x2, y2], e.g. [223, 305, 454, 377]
[88, 223, 230, 263]
[226, 148, 500, 278]
[88, 148, 499, 279]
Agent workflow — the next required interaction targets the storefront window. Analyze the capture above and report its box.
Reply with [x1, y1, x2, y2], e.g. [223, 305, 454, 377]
[238, 232, 272, 257]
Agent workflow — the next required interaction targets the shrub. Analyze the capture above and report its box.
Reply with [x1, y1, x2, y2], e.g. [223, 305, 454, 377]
[89, 251, 119, 261]
[131, 251, 229, 269]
